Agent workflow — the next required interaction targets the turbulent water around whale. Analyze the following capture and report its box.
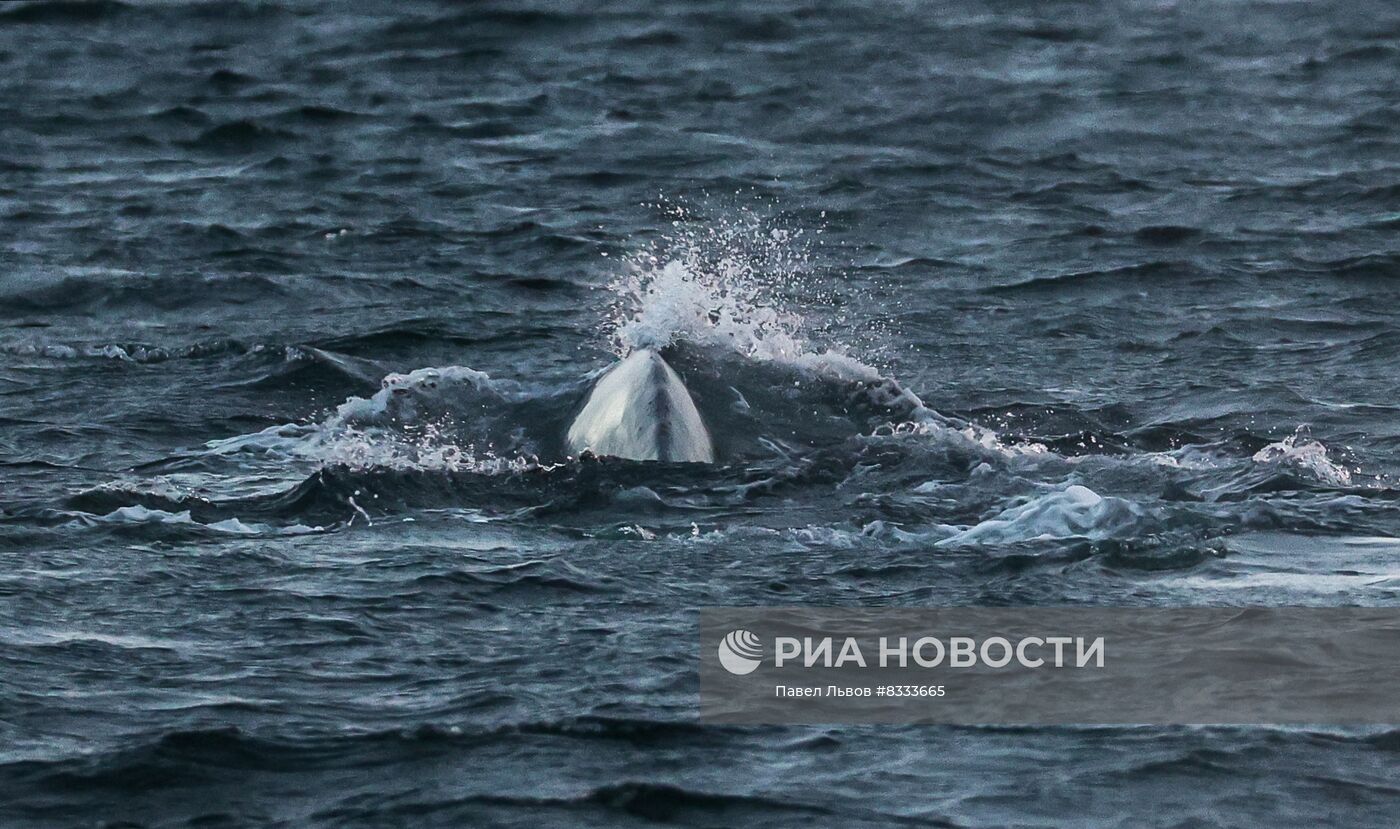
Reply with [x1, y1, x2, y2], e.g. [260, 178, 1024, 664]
[3, 0, 1400, 826]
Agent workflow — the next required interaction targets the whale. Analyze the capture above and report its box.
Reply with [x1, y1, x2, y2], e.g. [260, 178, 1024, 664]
[566, 348, 715, 463]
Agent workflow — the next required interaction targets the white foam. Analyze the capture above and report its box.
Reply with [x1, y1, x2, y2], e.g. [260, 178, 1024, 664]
[607, 205, 873, 380]
[1252, 427, 1354, 486]
[326, 365, 497, 426]
[204, 423, 318, 457]
[1165, 572, 1400, 593]
[305, 425, 541, 474]
[66, 505, 319, 536]
[869, 417, 1050, 460]
[201, 365, 550, 475]
[936, 484, 1142, 546]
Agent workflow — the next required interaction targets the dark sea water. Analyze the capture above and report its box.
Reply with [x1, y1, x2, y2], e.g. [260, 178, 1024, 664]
[3, 0, 1400, 826]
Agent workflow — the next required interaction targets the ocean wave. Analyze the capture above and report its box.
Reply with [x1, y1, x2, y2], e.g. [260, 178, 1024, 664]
[0, 717, 715, 780]
[0, 0, 128, 25]
[3, 723, 841, 824]
[937, 484, 1148, 547]
[1251, 427, 1354, 487]
[187, 119, 300, 152]
[985, 261, 1186, 294]
[0, 270, 289, 313]
[60, 504, 321, 537]
[447, 781, 840, 824]
[0, 338, 249, 364]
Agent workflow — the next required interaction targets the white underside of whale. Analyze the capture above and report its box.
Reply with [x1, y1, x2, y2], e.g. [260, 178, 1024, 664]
[566, 349, 715, 463]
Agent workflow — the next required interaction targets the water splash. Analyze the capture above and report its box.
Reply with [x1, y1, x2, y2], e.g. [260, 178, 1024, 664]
[607, 198, 851, 366]
[600, 197, 1055, 458]
[1252, 426, 1354, 486]
[292, 366, 558, 473]
[869, 418, 1050, 460]
[937, 484, 1145, 546]
[199, 368, 551, 475]
[305, 425, 544, 474]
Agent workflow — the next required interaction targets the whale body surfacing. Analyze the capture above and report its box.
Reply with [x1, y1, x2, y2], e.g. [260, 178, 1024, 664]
[566, 349, 715, 463]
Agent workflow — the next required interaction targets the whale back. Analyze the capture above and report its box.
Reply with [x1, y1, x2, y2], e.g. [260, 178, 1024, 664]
[566, 349, 715, 463]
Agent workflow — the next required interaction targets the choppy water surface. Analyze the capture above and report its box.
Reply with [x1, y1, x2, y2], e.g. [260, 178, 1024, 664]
[3, 0, 1400, 826]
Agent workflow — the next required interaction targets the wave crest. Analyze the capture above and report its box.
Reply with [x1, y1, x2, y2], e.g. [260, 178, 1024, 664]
[1252, 427, 1354, 486]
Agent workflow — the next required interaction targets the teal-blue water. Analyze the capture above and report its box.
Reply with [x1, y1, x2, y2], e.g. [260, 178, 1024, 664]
[2, 1, 1400, 825]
